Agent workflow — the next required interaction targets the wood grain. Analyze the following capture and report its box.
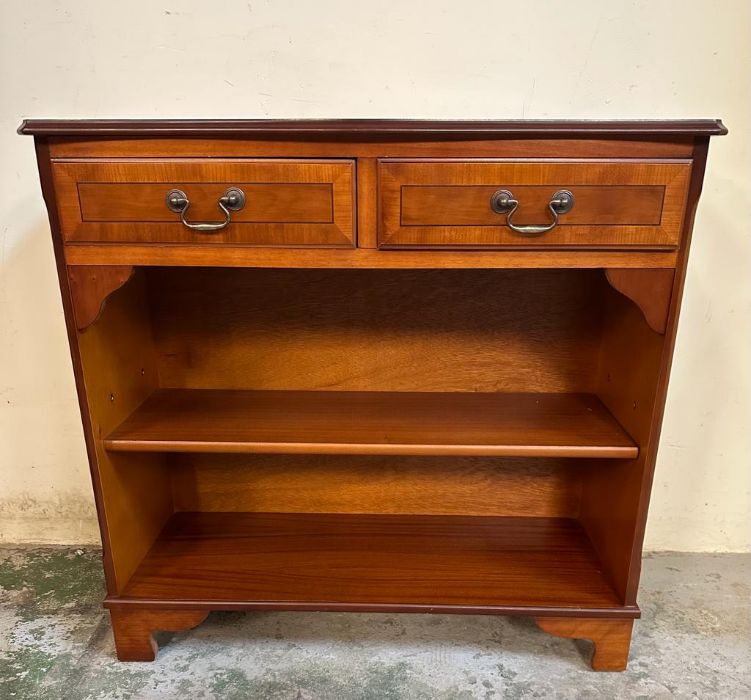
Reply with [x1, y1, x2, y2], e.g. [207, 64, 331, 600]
[109, 608, 208, 661]
[580, 139, 714, 605]
[380, 160, 691, 248]
[119, 512, 623, 610]
[605, 268, 675, 334]
[32, 140, 122, 592]
[170, 455, 584, 518]
[63, 244, 680, 269]
[46, 137, 697, 160]
[76, 272, 174, 593]
[400, 185, 664, 226]
[52, 159, 355, 246]
[536, 617, 634, 671]
[104, 389, 637, 458]
[356, 157, 378, 248]
[79, 182, 334, 222]
[579, 282, 666, 600]
[146, 268, 606, 394]
[23, 122, 725, 670]
[67, 265, 134, 330]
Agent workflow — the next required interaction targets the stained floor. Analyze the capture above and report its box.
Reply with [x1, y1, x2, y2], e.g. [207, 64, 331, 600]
[0, 548, 749, 699]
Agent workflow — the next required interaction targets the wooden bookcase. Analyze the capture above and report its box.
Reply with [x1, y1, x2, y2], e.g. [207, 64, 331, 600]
[21, 119, 726, 670]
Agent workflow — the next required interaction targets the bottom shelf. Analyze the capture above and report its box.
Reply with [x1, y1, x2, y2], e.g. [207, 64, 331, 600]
[116, 512, 629, 614]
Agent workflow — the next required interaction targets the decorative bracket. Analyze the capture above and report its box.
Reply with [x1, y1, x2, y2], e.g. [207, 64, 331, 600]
[67, 265, 135, 330]
[605, 269, 675, 334]
[109, 608, 209, 661]
[535, 617, 634, 671]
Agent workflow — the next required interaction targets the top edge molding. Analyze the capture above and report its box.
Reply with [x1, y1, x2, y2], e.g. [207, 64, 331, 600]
[18, 119, 728, 138]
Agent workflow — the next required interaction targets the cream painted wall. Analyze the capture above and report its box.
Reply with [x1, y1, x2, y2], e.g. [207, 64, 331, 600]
[0, 1, 748, 550]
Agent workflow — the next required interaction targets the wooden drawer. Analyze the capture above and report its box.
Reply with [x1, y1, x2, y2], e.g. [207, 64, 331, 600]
[52, 159, 355, 246]
[379, 159, 691, 249]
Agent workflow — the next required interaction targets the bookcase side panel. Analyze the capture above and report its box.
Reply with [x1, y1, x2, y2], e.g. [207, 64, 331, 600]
[76, 271, 173, 592]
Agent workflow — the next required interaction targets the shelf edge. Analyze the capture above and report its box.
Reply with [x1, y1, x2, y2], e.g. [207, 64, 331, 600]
[102, 439, 638, 459]
[103, 597, 641, 619]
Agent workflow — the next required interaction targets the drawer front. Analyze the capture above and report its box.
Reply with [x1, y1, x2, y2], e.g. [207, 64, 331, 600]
[379, 160, 691, 249]
[52, 159, 355, 246]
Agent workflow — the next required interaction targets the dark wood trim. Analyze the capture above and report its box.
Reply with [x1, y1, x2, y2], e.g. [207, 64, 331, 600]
[19, 118, 728, 138]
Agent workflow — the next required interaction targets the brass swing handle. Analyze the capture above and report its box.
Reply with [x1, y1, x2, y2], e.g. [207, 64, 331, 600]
[490, 189, 575, 235]
[165, 188, 246, 232]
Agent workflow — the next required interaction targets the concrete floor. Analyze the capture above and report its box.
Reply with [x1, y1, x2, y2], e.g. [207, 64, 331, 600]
[0, 549, 749, 699]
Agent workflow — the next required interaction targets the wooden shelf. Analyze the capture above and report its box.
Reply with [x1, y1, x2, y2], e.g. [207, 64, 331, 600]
[115, 512, 629, 613]
[104, 389, 637, 458]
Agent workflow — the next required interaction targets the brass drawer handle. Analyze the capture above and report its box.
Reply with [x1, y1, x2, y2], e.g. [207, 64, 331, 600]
[490, 189, 574, 235]
[165, 188, 246, 232]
